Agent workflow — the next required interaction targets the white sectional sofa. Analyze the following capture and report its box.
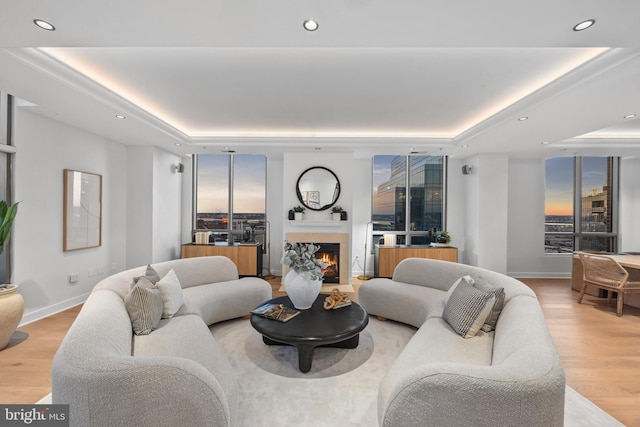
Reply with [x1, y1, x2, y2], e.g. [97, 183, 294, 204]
[51, 256, 272, 427]
[358, 257, 566, 427]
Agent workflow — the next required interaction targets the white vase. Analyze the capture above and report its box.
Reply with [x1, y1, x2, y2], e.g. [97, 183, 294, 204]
[294, 212, 303, 220]
[0, 285, 24, 350]
[284, 270, 322, 310]
[332, 212, 341, 221]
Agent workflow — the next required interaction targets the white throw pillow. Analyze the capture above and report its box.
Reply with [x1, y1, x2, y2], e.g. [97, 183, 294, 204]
[156, 269, 184, 319]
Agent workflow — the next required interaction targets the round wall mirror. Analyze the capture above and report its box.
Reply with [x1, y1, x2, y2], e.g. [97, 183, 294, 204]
[296, 166, 341, 211]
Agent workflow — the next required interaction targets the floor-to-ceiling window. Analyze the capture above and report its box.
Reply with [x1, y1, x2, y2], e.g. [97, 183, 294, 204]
[372, 155, 446, 246]
[544, 156, 618, 253]
[194, 154, 266, 246]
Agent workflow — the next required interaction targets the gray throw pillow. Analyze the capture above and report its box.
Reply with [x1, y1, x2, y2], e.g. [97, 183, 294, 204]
[133, 264, 161, 287]
[443, 279, 496, 338]
[474, 277, 505, 332]
[445, 275, 474, 304]
[125, 277, 163, 335]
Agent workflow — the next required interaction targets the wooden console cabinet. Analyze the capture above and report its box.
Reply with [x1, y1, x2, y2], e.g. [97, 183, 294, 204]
[374, 244, 458, 278]
[181, 243, 263, 277]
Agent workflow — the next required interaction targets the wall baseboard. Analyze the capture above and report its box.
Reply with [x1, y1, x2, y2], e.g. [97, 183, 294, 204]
[19, 293, 90, 327]
[507, 272, 572, 279]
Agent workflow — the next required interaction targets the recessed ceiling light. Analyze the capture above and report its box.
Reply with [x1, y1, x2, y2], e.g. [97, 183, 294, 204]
[573, 19, 595, 31]
[303, 19, 319, 31]
[541, 141, 550, 145]
[517, 116, 529, 121]
[462, 144, 469, 148]
[115, 114, 126, 120]
[33, 19, 55, 31]
[623, 114, 637, 119]
[174, 143, 182, 146]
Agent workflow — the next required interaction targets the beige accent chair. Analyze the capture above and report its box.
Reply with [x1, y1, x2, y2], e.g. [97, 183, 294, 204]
[578, 252, 640, 316]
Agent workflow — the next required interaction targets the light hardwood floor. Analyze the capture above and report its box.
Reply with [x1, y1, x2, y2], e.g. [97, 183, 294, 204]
[1, 278, 639, 425]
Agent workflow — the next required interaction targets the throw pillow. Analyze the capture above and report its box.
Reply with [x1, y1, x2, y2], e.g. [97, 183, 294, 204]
[156, 269, 184, 319]
[125, 277, 163, 335]
[133, 264, 161, 287]
[445, 275, 474, 304]
[474, 277, 505, 332]
[443, 279, 496, 338]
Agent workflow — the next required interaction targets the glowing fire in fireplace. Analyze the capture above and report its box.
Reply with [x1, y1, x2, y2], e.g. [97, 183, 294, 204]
[316, 247, 339, 283]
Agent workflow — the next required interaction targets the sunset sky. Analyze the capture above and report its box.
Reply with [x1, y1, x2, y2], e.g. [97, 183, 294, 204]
[197, 155, 266, 214]
[545, 157, 608, 216]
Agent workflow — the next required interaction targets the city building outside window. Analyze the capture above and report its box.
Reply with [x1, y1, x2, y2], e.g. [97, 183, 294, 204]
[194, 154, 266, 246]
[372, 155, 446, 246]
[544, 156, 618, 254]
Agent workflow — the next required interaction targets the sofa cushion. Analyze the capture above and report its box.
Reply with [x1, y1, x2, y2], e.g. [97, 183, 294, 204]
[443, 279, 495, 338]
[132, 314, 239, 413]
[156, 269, 184, 319]
[125, 278, 163, 335]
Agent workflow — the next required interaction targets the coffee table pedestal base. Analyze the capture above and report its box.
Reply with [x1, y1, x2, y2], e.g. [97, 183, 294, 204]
[262, 335, 360, 373]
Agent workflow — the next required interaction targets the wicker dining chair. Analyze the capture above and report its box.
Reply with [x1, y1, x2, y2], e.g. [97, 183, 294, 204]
[578, 252, 640, 316]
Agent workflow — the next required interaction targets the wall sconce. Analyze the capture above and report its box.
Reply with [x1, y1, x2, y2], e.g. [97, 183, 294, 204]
[172, 163, 184, 173]
[461, 165, 472, 175]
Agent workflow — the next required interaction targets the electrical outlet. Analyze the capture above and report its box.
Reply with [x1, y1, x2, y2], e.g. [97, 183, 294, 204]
[69, 273, 79, 284]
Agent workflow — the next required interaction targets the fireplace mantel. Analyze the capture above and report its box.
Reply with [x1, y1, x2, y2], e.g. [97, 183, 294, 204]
[288, 220, 350, 227]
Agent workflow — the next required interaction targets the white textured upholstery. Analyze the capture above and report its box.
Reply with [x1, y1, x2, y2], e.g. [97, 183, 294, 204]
[359, 257, 565, 427]
[52, 256, 272, 427]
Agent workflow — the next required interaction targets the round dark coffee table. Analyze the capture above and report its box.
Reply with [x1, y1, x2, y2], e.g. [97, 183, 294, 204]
[250, 295, 369, 373]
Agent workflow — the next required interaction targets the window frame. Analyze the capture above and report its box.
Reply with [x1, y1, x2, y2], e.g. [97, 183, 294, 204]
[544, 156, 619, 254]
[192, 153, 267, 245]
[371, 155, 448, 245]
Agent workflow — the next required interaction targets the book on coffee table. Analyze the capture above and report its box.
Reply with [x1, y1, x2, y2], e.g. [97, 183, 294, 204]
[251, 303, 301, 322]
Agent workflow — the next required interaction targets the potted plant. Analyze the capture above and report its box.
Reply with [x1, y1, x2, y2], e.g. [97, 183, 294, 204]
[331, 205, 343, 221]
[0, 200, 21, 351]
[281, 242, 327, 309]
[293, 205, 305, 220]
[437, 231, 451, 245]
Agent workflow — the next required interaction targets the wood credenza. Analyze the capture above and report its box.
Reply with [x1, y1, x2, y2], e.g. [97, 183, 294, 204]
[374, 244, 458, 278]
[181, 243, 263, 277]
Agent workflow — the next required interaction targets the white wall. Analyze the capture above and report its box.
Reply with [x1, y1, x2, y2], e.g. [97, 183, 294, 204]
[266, 156, 284, 276]
[460, 154, 509, 273]
[619, 157, 640, 252]
[14, 109, 128, 323]
[126, 146, 154, 268]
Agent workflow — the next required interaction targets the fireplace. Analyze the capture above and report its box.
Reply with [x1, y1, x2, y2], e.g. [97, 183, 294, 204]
[286, 232, 349, 285]
[315, 243, 340, 283]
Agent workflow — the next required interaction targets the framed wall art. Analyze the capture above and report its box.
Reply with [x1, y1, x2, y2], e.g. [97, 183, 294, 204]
[63, 169, 102, 251]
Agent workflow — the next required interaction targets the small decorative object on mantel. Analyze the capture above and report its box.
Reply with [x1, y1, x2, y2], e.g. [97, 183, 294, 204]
[323, 288, 352, 310]
[0, 200, 23, 351]
[293, 205, 305, 221]
[282, 242, 327, 309]
[331, 205, 343, 221]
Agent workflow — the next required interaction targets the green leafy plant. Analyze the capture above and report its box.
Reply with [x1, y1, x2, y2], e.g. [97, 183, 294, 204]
[0, 200, 18, 290]
[293, 205, 305, 213]
[281, 242, 327, 281]
[0, 201, 18, 255]
[331, 205, 343, 213]
[438, 231, 451, 244]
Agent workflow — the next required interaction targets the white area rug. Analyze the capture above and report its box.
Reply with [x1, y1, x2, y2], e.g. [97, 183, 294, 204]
[37, 318, 624, 426]
[211, 317, 624, 427]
